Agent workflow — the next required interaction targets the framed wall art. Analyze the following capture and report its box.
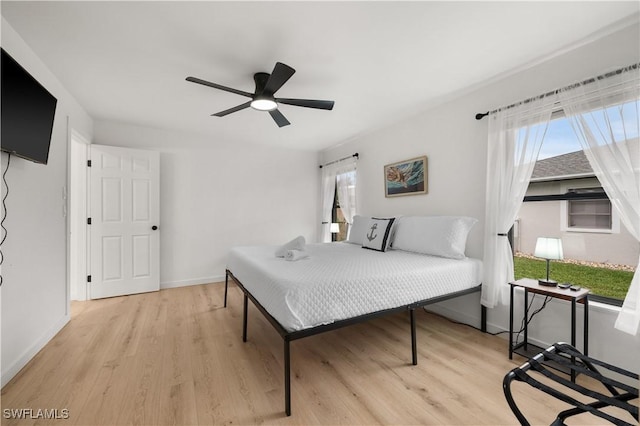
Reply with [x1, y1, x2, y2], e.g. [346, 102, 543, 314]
[384, 155, 428, 197]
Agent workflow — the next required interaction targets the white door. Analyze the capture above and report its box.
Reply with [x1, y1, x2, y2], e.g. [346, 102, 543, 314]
[89, 144, 160, 299]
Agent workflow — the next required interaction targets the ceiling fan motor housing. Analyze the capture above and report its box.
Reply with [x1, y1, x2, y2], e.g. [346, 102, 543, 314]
[251, 72, 277, 110]
[254, 72, 271, 95]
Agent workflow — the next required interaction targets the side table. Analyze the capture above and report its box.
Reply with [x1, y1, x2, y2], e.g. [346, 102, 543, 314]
[509, 278, 589, 382]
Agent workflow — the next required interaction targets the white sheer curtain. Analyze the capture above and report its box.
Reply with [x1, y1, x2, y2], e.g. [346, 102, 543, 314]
[482, 96, 554, 308]
[336, 160, 357, 225]
[320, 165, 338, 243]
[558, 64, 640, 335]
[320, 158, 358, 242]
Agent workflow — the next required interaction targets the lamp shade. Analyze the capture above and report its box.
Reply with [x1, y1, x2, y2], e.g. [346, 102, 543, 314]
[534, 237, 564, 260]
[330, 223, 340, 233]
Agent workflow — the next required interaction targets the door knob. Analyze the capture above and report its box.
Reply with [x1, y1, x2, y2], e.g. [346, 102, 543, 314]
[151, 225, 158, 230]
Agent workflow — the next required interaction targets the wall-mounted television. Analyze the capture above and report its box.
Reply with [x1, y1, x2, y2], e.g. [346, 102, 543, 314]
[1, 48, 57, 165]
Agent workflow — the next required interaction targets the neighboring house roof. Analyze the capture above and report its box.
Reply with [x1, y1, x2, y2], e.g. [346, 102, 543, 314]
[531, 150, 594, 182]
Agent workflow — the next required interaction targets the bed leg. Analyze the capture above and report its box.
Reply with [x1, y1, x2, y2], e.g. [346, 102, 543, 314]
[284, 339, 291, 416]
[481, 305, 487, 333]
[224, 271, 229, 308]
[410, 308, 417, 365]
[242, 293, 248, 342]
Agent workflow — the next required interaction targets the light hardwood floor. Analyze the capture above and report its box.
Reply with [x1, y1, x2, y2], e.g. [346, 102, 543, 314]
[1, 283, 635, 425]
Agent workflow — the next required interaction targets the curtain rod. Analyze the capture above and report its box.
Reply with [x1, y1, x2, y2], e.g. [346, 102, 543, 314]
[475, 63, 638, 120]
[319, 153, 359, 169]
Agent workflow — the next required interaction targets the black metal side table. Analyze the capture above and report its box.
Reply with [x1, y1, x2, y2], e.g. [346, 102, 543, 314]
[509, 278, 589, 382]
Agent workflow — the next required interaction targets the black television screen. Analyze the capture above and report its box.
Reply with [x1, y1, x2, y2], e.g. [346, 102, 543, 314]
[1, 48, 57, 165]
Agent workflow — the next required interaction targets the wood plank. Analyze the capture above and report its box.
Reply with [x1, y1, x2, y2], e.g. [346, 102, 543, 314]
[1, 283, 635, 425]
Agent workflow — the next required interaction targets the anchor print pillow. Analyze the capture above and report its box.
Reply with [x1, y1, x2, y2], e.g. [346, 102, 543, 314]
[362, 217, 396, 252]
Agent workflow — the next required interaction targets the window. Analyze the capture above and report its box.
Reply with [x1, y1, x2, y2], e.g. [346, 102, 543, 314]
[321, 159, 356, 243]
[331, 185, 347, 242]
[331, 169, 356, 242]
[514, 115, 636, 305]
[567, 188, 612, 230]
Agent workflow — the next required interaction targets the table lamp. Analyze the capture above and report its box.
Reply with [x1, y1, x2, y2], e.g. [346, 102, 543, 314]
[534, 237, 563, 287]
[330, 223, 340, 234]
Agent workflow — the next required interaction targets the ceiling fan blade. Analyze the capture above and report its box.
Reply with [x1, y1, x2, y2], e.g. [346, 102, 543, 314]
[186, 76, 253, 98]
[212, 101, 252, 117]
[268, 109, 291, 127]
[263, 62, 296, 95]
[276, 98, 335, 110]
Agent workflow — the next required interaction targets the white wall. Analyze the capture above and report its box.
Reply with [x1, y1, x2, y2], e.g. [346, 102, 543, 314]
[93, 121, 319, 288]
[1, 18, 93, 387]
[321, 21, 640, 374]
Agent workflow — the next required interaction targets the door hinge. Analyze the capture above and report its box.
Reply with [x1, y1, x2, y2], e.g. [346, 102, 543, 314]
[87, 160, 92, 167]
[87, 217, 92, 225]
[87, 275, 92, 283]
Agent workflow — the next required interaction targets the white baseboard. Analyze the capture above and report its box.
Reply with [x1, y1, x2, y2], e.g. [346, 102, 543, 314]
[160, 275, 226, 290]
[2, 314, 70, 388]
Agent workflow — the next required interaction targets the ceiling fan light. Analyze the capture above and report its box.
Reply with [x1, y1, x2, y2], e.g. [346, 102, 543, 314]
[250, 99, 277, 111]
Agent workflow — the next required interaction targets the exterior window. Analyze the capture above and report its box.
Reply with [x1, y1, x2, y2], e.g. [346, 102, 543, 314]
[515, 115, 635, 305]
[567, 188, 612, 230]
[331, 185, 347, 242]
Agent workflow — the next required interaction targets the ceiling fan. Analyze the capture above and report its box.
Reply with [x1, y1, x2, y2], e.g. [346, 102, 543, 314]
[186, 62, 334, 127]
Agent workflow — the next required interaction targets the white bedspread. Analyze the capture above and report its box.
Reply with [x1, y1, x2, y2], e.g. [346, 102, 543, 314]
[227, 242, 482, 332]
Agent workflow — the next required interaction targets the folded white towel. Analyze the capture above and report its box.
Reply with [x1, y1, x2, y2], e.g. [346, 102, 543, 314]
[275, 236, 306, 257]
[285, 249, 309, 261]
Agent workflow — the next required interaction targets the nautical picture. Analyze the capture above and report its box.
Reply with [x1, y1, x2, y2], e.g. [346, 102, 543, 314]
[384, 156, 428, 197]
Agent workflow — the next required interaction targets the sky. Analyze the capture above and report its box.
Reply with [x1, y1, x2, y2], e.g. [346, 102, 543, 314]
[537, 101, 639, 160]
[537, 118, 582, 160]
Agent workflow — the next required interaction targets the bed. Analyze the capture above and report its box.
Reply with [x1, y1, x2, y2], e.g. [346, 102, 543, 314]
[224, 216, 487, 415]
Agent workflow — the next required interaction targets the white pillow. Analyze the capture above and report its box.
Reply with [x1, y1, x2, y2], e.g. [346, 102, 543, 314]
[392, 216, 477, 259]
[346, 215, 369, 244]
[362, 217, 396, 252]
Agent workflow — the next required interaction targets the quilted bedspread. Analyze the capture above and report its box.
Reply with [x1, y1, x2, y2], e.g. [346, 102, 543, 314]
[227, 242, 482, 332]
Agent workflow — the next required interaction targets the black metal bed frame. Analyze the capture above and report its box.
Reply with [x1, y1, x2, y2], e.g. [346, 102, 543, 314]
[224, 269, 487, 416]
[503, 342, 639, 425]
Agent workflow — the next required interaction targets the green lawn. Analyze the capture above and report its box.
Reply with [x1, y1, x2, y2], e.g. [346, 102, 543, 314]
[513, 256, 634, 300]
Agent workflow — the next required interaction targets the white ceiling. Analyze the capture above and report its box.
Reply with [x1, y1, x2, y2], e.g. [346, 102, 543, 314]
[2, 1, 639, 151]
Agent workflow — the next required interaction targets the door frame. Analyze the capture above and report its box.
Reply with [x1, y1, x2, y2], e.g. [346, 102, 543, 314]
[68, 129, 90, 301]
